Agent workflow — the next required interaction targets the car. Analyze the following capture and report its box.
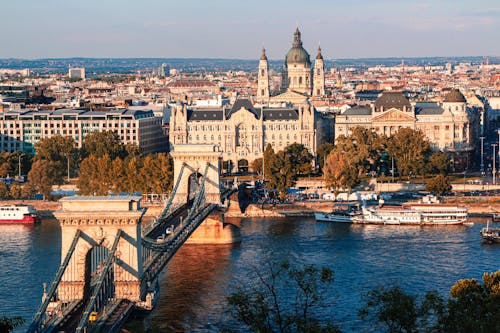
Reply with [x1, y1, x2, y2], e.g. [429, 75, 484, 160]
[89, 311, 98, 322]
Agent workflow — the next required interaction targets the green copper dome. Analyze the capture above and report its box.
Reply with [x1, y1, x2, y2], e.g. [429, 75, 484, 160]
[285, 28, 311, 67]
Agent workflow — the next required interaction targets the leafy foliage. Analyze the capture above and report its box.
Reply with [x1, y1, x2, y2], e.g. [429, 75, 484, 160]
[0, 316, 24, 333]
[77, 153, 173, 196]
[323, 150, 360, 194]
[27, 160, 59, 199]
[264, 144, 313, 197]
[82, 131, 127, 160]
[225, 260, 339, 333]
[386, 128, 431, 179]
[359, 270, 500, 333]
[426, 174, 452, 196]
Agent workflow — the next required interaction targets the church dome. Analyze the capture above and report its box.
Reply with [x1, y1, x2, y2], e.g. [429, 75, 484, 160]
[444, 89, 466, 103]
[285, 28, 311, 67]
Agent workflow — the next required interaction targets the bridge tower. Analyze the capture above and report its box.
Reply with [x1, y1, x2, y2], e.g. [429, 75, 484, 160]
[170, 144, 240, 244]
[54, 196, 147, 303]
[170, 144, 223, 205]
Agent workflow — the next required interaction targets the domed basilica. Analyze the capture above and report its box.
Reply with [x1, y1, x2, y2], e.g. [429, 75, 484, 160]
[257, 28, 326, 102]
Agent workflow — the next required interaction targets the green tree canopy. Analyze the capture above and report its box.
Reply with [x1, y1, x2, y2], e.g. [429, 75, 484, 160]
[428, 151, 451, 175]
[386, 128, 431, 179]
[225, 261, 339, 333]
[28, 160, 59, 199]
[0, 316, 25, 333]
[334, 127, 386, 175]
[265, 144, 313, 197]
[34, 135, 75, 185]
[317, 142, 334, 173]
[82, 131, 127, 160]
[426, 174, 452, 196]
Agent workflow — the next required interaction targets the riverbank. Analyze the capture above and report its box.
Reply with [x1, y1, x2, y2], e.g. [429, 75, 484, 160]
[7, 196, 500, 220]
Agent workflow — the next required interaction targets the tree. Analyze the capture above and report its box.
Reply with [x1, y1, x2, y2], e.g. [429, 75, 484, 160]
[82, 131, 126, 160]
[335, 127, 386, 176]
[265, 144, 313, 197]
[317, 142, 334, 173]
[251, 157, 263, 176]
[140, 153, 173, 195]
[428, 151, 450, 175]
[0, 316, 24, 333]
[225, 261, 340, 333]
[323, 150, 360, 195]
[359, 286, 444, 333]
[441, 271, 500, 333]
[34, 135, 75, 185]
[263, 143, 275, 181]
[27, 160, 59, 199]
[9, 183, 22, 199]
[77, 154, 113, 195]
[0, 181, 9, 199]
[426, 174, 452, 196]
[386, 128, 431, 179]
[359, 270, 500, 333]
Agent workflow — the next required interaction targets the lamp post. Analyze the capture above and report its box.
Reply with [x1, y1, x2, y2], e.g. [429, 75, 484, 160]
[492, 144, 497, 185]
[480, 136, 485, 175]
[18, 153, 25, 179]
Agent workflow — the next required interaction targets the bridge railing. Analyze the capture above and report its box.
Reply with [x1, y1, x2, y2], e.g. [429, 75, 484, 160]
[28, 230, 83, 333]
[75, 229, 123, 333]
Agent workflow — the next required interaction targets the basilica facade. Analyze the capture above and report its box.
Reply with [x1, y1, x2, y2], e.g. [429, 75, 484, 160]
[257, 28, 326, 102]
[169, 29, 325, 172]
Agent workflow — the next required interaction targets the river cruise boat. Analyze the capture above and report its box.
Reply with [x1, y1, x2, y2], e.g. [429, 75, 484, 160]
[0, 204, 41, 224]
[314, 203, 361, 223]
[480, 222, 500, 243]
[354, 196, 468, 225]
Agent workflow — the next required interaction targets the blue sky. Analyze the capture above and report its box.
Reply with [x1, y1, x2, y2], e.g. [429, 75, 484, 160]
[2, 0, 499, 59]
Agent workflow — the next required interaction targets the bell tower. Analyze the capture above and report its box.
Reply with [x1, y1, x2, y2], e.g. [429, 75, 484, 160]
[257, 47, 270, 102]
[313, 46, 325, 97]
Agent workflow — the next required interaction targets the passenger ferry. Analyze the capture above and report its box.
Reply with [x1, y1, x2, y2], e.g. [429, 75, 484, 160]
[354, 196, 468, 225]
[0, 204, 41, 224]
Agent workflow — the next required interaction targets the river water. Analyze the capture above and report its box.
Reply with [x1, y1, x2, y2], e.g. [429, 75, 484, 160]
[1, 216, 500, 332]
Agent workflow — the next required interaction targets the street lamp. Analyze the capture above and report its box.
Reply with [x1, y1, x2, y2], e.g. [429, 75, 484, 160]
[492, 144, 497, 185]
[18, 153, 25, 179]
[480, 136, 485, 175]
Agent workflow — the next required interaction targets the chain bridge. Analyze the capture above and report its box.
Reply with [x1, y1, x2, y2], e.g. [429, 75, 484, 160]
[27, 144, 240, 333]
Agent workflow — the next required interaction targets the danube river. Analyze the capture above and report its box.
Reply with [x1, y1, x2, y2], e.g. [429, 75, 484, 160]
[1, 216, 500, 332]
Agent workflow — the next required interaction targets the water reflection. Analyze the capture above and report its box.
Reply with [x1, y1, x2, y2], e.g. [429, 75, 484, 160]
[150, 244, 235, 332]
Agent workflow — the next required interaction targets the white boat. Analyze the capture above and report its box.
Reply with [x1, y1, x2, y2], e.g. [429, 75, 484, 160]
[0, 204, 40, 224]
[354, 196, 468, 225]
[314, 203, 361, 223]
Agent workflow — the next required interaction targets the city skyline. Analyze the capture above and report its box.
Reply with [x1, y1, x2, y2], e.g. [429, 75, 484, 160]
[2, 0, 500, 59]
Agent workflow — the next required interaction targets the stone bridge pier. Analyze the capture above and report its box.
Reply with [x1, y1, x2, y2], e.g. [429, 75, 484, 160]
[54, 196, 146, 303]
[170, 144, 240, 244]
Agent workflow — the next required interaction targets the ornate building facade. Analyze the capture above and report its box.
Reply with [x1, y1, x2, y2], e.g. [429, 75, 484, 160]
[334, 89, 480, 170]
[169, 99, 317, 172]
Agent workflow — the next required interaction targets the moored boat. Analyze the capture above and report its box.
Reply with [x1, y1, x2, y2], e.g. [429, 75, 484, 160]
[480, 222, 500, 243]
[314, 203, 361, 223]
[0, 204, 41, 224]
[354, 196, 468, 225]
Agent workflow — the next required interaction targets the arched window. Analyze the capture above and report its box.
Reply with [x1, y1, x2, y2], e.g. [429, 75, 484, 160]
[299, 77, 303, 85]
[261, 69, 265, 76]
[317, 68, 320, 75]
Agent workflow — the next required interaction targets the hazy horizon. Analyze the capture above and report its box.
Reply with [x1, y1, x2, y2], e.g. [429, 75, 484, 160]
[3, 0, 500, 59]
